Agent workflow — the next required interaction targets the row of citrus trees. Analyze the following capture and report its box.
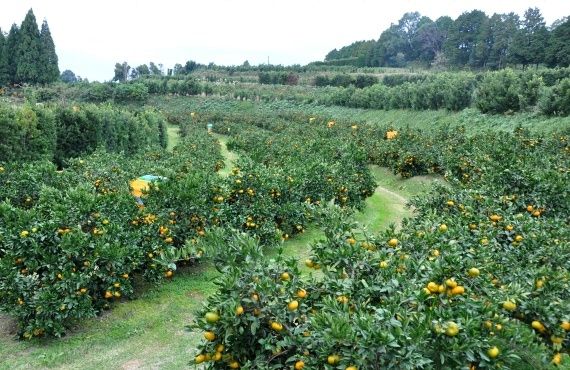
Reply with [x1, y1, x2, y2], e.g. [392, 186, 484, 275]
[0, 102, 167, 164]
[0, 110, 377, 337]
[191, 117, 569, 368]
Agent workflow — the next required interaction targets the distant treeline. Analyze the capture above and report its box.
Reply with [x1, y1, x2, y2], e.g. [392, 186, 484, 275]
[325, 8, 569, 69]
[0, 9, 59, 85]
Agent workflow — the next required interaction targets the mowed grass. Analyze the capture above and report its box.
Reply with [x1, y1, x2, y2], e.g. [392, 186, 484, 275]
[166, 124, 180, 152]
[211, 134, 238, 177]
[0, 265, 219, 370]
[355, 165, 442, 232]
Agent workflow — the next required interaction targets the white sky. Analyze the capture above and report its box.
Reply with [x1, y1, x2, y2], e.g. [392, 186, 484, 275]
[1, 0, 569, 81]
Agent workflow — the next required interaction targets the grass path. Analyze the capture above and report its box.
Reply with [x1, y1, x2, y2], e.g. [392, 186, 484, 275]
[0, 134, 436, 370]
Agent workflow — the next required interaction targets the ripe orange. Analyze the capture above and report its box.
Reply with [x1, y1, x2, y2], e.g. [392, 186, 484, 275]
[165, 270, 173, 278]
[297, 289, 307, 298]
[204, 331, 216, 341]
[205, 312, 220, 323]
[281, 272, 291, 281]
[388, 238, 398, 247]
[427, 282, 439, 293]
[327, 354, 340, 365]
[468, 268, 480, 277]
[561, 321, 570, 331]
[502, 300, 516, 311]
[229, 360, 240, 368]
[531, 320, 545, 333]
[445, 321, 459, 336]
[450, 286, 465, 295]
[271, 322, 283, 331]
[487, 346, 500, 359]
[489, 214, 502, 222]
[446, 279, 458, 288]
[195, 354, 206, 364]
[235, 305, 244, 315]
[294, 361, 305, 370]
[104, 291, 113, 299]
[288, 300, 299, 311]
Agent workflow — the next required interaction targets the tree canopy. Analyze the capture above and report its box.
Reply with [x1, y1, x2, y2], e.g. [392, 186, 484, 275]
[324, 7, 567, 69]
[0, 8, 60, 85]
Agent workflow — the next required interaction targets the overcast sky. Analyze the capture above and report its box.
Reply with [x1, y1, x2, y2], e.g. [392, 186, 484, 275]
[1, 1, 569, 81]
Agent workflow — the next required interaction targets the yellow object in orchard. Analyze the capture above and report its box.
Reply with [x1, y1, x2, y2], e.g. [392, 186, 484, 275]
[129, 175, 167, 204]
[386, 130, 399, 140]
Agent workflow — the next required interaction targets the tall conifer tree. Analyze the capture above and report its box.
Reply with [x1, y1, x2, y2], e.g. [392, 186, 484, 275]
[5, 24, 20, 84]
[16, 9, 42, 83]
[39, 20, 59, 83]
[0, 29, 9, 85]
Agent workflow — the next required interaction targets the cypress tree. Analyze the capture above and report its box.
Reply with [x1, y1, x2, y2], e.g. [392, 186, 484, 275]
[16, 9, 42, 84]
[5, 24, 20, 84]
[0, 29, 9, 85]
[39, 20, 59, 83]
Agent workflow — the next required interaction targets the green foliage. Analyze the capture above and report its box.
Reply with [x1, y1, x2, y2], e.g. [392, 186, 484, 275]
[16, 9, 42, 84]
[0, 30, 9, 85]
[475, 69, 523, 113]
[259, 72, 299, 86]
[112, 82, 149, 102]
[38, 20, 59, 84]
[0, 104, 56, 162]
[546, 18, 570, 68]
[538, 78, 570, 116]
[191, 121, 569, 369]
[0, 103, 167, 164]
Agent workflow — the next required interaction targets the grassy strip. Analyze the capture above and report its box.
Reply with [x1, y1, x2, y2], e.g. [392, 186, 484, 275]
[166, 124, 180, 152]
[0, 266, 218, 370]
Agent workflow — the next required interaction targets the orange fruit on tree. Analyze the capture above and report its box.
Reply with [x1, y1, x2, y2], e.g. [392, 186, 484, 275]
[271, 321, 284, 331]
[327, 354, 340, 365]
[195, 354, 206, 364]
[487, 346, 500, 359]
[205, 311, 220, 323]
[294, 361, 305, 370]
[502, 300, 516, 311]
[450, 286, 465, 295]
[468, 268, 480, 277]
[561, 321, 570, 331]
[297, 289, 307, 298]
[489, 214, 502, 222]
[388, 238, 398, 247]
[204, 331, 216, 341]
[445, 321, 460, 336]
[235, 305, 244, 315]
[288, 300, 299, 311]
[446, 279, 458, 288]
[531, 320, 545, 333]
